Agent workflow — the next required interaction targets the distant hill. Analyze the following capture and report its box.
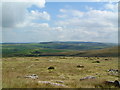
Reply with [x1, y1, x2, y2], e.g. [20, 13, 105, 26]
[39, 41, 116, 50]
[2, 41, 118, 57]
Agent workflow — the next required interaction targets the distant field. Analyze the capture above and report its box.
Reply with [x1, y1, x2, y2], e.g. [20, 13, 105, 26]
[2, 57, 118, 88]
[1, 42, 117, 57]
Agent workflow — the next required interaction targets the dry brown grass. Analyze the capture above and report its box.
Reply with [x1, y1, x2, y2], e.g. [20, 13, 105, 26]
[2, 56, 118, 88]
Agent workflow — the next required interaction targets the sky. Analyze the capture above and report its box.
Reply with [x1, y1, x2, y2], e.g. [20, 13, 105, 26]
[1, 1, 118, 43]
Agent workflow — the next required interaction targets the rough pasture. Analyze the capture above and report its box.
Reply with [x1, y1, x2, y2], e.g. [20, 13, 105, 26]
[2, 57, 118, 88]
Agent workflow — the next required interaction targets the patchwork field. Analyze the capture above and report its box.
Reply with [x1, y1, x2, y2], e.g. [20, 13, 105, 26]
[2, 56, 119, 88]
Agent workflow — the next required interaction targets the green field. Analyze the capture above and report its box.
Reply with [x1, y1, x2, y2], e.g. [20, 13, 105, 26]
[1, 42, 117, 57]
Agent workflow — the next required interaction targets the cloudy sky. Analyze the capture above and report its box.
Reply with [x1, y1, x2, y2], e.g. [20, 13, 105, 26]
[2, 1, 118, 43]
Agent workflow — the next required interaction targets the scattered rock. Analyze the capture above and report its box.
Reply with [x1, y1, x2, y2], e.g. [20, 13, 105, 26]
[38, 81, 68, 87]
[104, 81, 114, 85]
[24, 74, 38, 79]
[92, 61, 100, 63]
[107, 69, 118, 72]
[104, 80, 120, 88]
[48, 66, 55, 70]
[107, 69, 118, 76]
[114, 80, 120, 87]
[80, 76, 96, 81]
[76, 65, 84, 68]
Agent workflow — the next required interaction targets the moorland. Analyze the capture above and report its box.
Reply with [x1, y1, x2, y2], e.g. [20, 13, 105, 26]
[1, 41, 119, 88]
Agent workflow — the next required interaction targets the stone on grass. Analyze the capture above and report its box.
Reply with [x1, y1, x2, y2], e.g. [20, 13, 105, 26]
[104, 80, 120, 88]
[76, 65, 84, 68]
[48, 66, 55, 70]
[80, 76, 96, 81]
[107, 69, 118, 72]
[107, 69, 119, 76]
[38, 81, 68, 87]
[114, 80, 120, 87]
[24, 74, 38, 79]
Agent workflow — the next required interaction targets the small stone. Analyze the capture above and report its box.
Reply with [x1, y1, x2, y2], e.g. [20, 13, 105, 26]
[76, 65, 84, 68]
[24, 74, 39, 79]
[48, 66, 55, 69]
[80, 76, 96, 81]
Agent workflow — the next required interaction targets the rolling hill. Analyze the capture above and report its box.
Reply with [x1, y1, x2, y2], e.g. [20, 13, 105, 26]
[1, 41, 118, 57]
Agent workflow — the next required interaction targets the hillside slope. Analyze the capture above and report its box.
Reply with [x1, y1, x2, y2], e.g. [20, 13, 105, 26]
[70, 46, 118, 57]
[33, 46, 118, 57]
[2, 42, 118, 57]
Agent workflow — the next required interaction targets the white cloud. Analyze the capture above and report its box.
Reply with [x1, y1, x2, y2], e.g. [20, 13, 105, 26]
[55, 3, 118, 43]
[2, 3, 27, 28]
[104, 2, 118, 11]
[2, 2, 118, 43]
[53, 27, 63, 31]
[2, 0, 45, 8]
[29, 10, 50, 21]
[57, 8, 117, 29]
[2, 0, 46, 28]
[16, 22, 49, 28]
[58, 9, 84, 18]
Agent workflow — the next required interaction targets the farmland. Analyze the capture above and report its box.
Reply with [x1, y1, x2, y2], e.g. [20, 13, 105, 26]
[1, 42, 117, 57]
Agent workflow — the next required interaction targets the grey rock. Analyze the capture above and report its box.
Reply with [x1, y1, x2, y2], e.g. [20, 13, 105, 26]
[24, 74, 38, 79]
[48, 66, 55, 69]
[80, 76, 96, 81]
[104, 80, 120, 88]
[114, 80, 120, 87]
[38, 81, 68, 87]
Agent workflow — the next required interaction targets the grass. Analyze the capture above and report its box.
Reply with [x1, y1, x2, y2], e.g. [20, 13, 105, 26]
[2, 43, 118, 57]
[2, 56, 118, 88]
[2, 42, 116, 57]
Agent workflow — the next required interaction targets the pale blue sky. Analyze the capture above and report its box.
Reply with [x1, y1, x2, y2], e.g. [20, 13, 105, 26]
[2, 2, 118, 43]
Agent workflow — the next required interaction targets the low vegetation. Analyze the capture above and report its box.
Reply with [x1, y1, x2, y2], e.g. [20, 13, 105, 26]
[2, 42, 119, 88]
[2, 56, 118, 88]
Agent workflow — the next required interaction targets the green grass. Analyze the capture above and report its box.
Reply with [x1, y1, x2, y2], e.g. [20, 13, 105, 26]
[2, 57, 118, 88]
[2, 42, 116, 57]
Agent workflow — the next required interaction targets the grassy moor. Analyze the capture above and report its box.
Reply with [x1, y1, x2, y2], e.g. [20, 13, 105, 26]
[2, 42, 119, 88]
